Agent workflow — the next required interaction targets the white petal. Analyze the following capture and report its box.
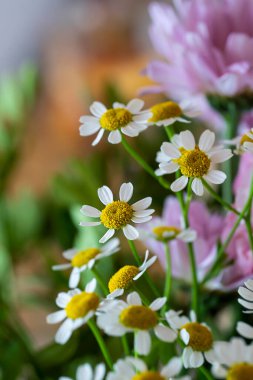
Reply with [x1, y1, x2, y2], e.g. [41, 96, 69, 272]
[127, 292, 142, 305]
[149, 297, 166, 311]
[86, 278, 97, 293]
[237, 322, 253, 339]
[205, 349, 217, 364]
[56, 293, 71, 308]
[69, 268, 81, 289]
[134, 331, 151, 355]
[131, 197, 152, 211]
[154, 324, 177, 342]
[171, 176, 188, 192]
[182, 347, 192, 369]
[123, 225, 139, 240]
[94, 363, 106, 380]
[191, 178, 204, 196]
[119, 183, 133, 202]
[133, 111, 152, 122]
[80, 205, 101, 217]
[204, 170, 226, 184]
[63, 249, 77, 260]
[99, 229, 115, 243]
[108, 130, 121, 144]
[159, 162, 179, 173]
[238, 286, 253, 301]
[55, 319, 73, 344]
[90, 101, 107, 117]
[79, 120, 100, 136]
[199, 130, 215, 152]
[245, 279, 253, 291]
[161, 357, 182, 377]
[121, 125, 139, 137]
[190, 351, 204, 368]
[98, 186, 114, 205]
[52, 263, 72, 271]
[92, 129, 104, 146]
[113, 101, 125, 109]
[212, 363, 228, 378]
[177, 229, 197, 242]
[47, 310, 66, 324]
[133, 209, 154, 217]
[161, 142, 181, 158]
[107, 288, 124, 299]
[210, 149, 233, 163]
[79, 221, 101, 227]
[180, 130, 195, 150]
[77, 364, 92, 380]
[180, 329, 190, 345]
[127, 98, 144, 113]
[131, 216, 152, 223]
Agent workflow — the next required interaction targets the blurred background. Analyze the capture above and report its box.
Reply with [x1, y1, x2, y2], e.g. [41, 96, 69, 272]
[0, 1, 169, 379]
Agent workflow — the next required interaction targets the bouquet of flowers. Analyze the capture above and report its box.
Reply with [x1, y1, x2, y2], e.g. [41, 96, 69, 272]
[46, 1, 253, 379]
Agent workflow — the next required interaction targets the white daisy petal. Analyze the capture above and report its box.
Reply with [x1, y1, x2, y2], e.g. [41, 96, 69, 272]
[199, 130, 215, 152]
[237, 322, 253, 339]
[56, 293, 71, 308]
[180, 329, 190, 345]
[159, 161, 179, 173]
[238, 286, 253, 301]
[92, 129, 104, 146]
[182, 347, 192, 369]
[80, 221, 101, 227]
[47, 310, 66, 324]
[212, 363, 228, 378]
[52, 263, 72, 271]
[204, 170, 226, 184]
[154, 324, 177, 342]
[108, 130, 122, 144]
[161, 357, 182, 377]
[190, 351, 204, 368]
[63, 249, 77, 260]
[113, 102, 125, 109]
[121, 125, 139, 137]
[77, 364, 93, 380]
[245, 279, 253, 291]
[149, 297, 167, 311]
[55, 319, 73, 344]
[85, 278, 97, 293]
[119, 183, 133, 202]
[80, 205, 101, 218]
[161, 142, 181, 159]
[133, 209, 154, 217]
[134, 331, 151, 355]
[94, 363, 106, 380]
[133, 112, 152, 123]
[99, 229, 115, 243]
[210, 149, 233, 163]
[123, 225, 139, 240]
[98, 185, 114, 205]
[191, 178, 204, 196]
[131, 216, 152, 223]
[177, 229, 197, 242]
[69, 268, 80, 289]
[171, 176, 188, 192]
[79, 120, 100, 136]
[131, 197, 152, 211]
[126, 98, 144, 113]
[127, 292, 142, 305]
[90, 101, 107, 117]
[180, 130, 195, 150]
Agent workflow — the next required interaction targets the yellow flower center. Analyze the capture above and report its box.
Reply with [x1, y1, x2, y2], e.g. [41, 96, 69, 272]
[174, 146, 210, 177]
[120, 305, 158, 330]
[108, 265, 139, 293]
[71, 248, 100, 267]
[181, 322, 213, 351]
[227, 363, 253, 380]
[132, 372, 165, 380]
[149, 101, 182, 123]
[240, 133, 253, 146]
[100, 201, 133, 229]
[152, 225, 181, 240]
[65, 292, 99, 319]
[100, 108, 132, 131]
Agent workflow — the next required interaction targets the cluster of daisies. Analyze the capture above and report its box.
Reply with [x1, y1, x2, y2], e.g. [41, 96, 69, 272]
[46, 98, 253, 379]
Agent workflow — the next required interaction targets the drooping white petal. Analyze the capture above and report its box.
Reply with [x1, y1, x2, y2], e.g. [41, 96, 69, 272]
[154, 324, 177, 342]
[131, 197, 152, 211]
[161, 142, 181, 158]
[85, 278, 97, 293]
[80, 205, 101, 218]
[161, 357, 182, 377]
[134, 331, 151, 355]
[90, 101, 107, 117]
[94, 363, 106, 380]
[191, 178, 204, 196]
[199, 130, 215, 152]
[98, 185, 114, 205]
[55, 319, 73, 344]
[121, 125, 139, 137]
[119, 183, 133, 202]
[47, 310, 66, 324]
[180, 130, 195, 150]
[182, 347, 192, 369]
[107, 288, 124, 299]
[126, 98, 144, 113]
[123, 225, 139, 240]
[205, 349, 217, 364]
[99, 229, 115, 243]
[210, 149, 233, 163]
[149, 297, 166, 311]
[69, 268, 81, 289]
[190, 351, 204, 368]
[204, 170, 226, 184]
[127, 292, 142, 305]
[92, 129, 105, 146]
[171, 176, 188, 192]
[108, 130, 122, 144]
[77, 364, 93, 380]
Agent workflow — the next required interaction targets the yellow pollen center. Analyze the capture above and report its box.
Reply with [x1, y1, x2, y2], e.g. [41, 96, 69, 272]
[100, 201, 133, 229]
[181, 322, 213, 351]
[227, 363, 253, 380]
[65, 292, 99, 319]
[152, 225, 181, 240]
[149, 101, 182, 123]
[132, 371, 165, 380]
[71, 248, 100, 267]
[120, 305, 158, 330]
[100, 108, 132, 131]
[108, 265, 139, 293]
[174, 146, 210, 177]
[240, 133, 253, 146]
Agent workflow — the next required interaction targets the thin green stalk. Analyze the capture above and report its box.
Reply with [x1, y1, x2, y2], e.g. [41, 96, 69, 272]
[121, 335, 130, 356]
[162, 243, 172, 314]
[202, 179, 240, 216]
[245, 216, 253, 253]
[128, 240, 160, 298]
[91, 267, 108, 296]
[121, 134, 170, 189]
[88, 319, 113, 369]
[165, 125, 174, 140]
[199, 366, 215, 380]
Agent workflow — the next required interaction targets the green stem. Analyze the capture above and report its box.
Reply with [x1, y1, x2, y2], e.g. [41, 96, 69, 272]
[88, 319, 113, 369]
[199, 366, 215, 380]
[128, 240, 160, 298]
[245, 216, 253, 253]
[165, 125, 174, 140]
[91, 267, 108, 296]
[121, 335, 130, 356]
[121, 134, 170, 189]
[202, 179, 240, 216]
[162, 243, 172, 314]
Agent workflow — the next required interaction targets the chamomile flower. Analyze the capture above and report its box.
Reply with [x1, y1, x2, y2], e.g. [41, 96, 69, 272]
[228, 128, 253, 154]
[52, 238, 120, 289]
[148, 99, 199, 127]
[46, 279, 100, 344]
[97, 292, 177, 355]
[156, 130, 233, 196]
[107, 250, 157, 298]
[166, 310, 215, 368]
[237, 279, 253, 339]
[107, 356, 190, 380]
[79, 99, 151, 146]
[59, 363, 105, 380]
[80, 183, 154, 243]
[211, 338, 253, 379]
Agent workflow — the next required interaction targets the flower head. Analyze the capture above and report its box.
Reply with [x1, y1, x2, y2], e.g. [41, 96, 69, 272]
[80, 183, 154, 243]
[157, 129, 233, 196]
[79, 99, 151, 146]
[108, 250, 157, 298]
[228, 128, 253, 155]
[97, 292, 177, 355]
[211, 338, 253, 379]
[107, 356, 190, 380]
[46, 279, 100, 344]
[59, 363, 105, 380]
[166, 310, 215, 368]
[52, 238, 120, 289]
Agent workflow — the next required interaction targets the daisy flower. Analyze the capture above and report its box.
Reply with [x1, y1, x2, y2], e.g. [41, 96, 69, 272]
[46, 279, 100, 344]
[237, 279, 253, 339]
[52, 238, 120, 289]
[227, 128, 253, 154]
[80, 182, 154, 243]
[107, 250, 157, 298]
[59, 363, 105, 380]
[166, 310, 215, 368]
[97, 292, 177, 355]
[107, 356, 190, 380]
[211, 338, 253, 379]
[148, 99, 200, 127]
[79, 99, 151, 146]
[156, 129, 233, 196]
